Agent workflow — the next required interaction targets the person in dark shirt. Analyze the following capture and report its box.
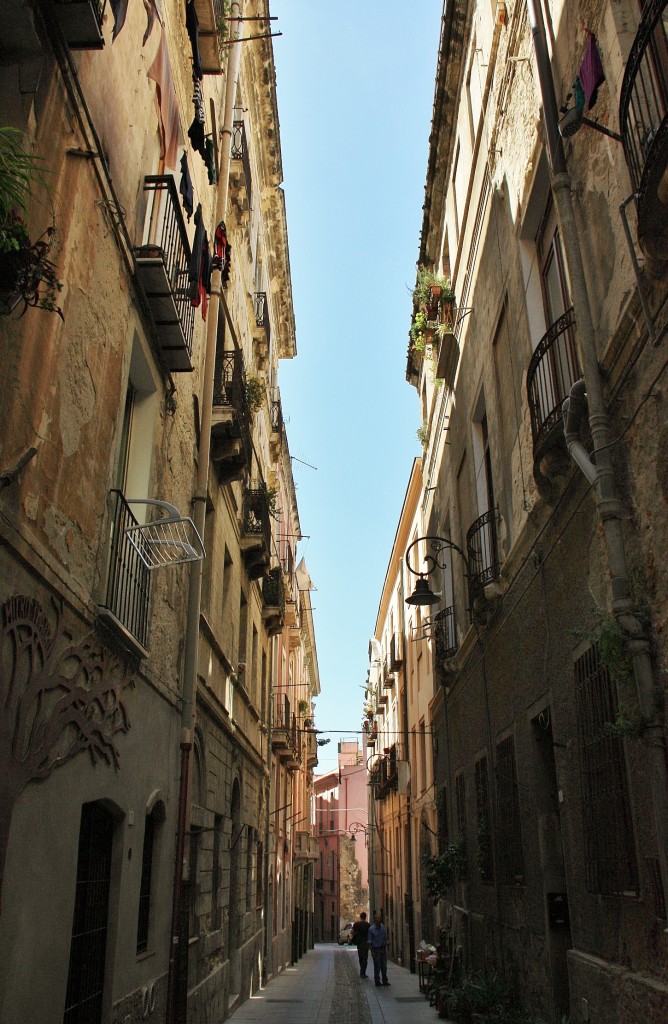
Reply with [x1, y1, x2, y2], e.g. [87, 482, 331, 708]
[349, 911, 371, 977]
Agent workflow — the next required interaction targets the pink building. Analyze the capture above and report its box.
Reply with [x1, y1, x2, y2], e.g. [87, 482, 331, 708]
[313, 743, 369, 941]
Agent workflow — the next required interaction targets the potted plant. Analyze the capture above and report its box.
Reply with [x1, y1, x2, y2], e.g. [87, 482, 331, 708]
[0, 128, 63, 318]
[413, 266, 456, 321]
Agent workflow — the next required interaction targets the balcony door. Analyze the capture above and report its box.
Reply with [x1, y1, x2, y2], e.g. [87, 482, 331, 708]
[63, 802, 115, 1024]
[536, 198, 576, 412]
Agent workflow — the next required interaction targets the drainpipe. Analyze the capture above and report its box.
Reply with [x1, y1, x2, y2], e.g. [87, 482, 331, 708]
[528, 0, 668, 929]
[398, 574, 416, 972]
[166, 9, 244, 1023]
[262, 642, 275, 982]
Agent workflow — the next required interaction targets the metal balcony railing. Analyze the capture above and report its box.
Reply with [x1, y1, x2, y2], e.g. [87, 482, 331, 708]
[270, 386, 283, 436]
[243, 488, 271, 551]
[527, 308, 580, 452]
[466, 508, 501, 588]
[434, 605, 458, 661]
[53, 0, 106, 49]
[134, 176, 194, 372]
[231, 121, 252, 208]
[213, 349, 245, 410]
[100, 491, 151, 651]
[254, 291, 271, 344]
[619, 0, 668, 203]
[262, 569, 285, 611]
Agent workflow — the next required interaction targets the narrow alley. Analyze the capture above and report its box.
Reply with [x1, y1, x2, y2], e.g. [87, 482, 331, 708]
[227, 945, 440, 1024]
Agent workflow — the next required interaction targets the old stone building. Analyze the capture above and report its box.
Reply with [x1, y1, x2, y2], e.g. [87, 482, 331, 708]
[0, 2, 319, 1023]
[367, 1, 667, 1022]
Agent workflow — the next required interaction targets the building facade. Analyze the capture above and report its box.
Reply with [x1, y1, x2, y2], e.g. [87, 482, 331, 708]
[369, 1, 667, 1022]
[0, 2, 319, 1023]
[313, 743, 369, 943]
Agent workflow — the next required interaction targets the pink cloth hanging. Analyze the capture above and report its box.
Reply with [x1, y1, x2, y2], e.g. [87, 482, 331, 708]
[147, 28, 181, 169]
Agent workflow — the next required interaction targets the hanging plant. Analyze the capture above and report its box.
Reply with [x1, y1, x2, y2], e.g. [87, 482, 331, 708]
[0, 222, 63, 319]
[0, 129, 62, 318]
[244, 376, 265, 417]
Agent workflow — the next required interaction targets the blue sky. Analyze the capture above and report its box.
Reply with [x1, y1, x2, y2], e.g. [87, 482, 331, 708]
[271, 1, 443, 774]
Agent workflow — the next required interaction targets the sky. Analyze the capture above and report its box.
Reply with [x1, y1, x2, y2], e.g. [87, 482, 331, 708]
[270, 1, 443, 775]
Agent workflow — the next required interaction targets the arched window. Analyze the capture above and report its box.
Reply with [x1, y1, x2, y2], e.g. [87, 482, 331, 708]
[136, 795, 166, 954]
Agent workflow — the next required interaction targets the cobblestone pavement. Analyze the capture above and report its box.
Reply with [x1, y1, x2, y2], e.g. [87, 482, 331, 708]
[227, 943, 448, 1024]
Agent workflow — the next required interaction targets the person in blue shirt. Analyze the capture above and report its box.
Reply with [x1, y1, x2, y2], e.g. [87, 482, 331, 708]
[367, 912, 390, 986]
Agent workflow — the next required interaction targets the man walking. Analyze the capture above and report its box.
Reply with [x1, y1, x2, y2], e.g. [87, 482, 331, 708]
[349, 911, 371, 977]
[367, 912, 390, 986]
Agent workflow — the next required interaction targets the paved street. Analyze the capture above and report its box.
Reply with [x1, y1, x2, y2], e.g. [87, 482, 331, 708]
[229, 944, 446, 1024]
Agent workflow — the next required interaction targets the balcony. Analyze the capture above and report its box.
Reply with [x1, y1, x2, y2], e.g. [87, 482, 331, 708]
[230, 120, 252, 212]
[619, 0, 668, 273]
[390, 632, 403, 670]
[433, 300, 461, 388]
[53, 0, 106, 48]
[134, 176, 194, 372]
[272, 694, 298, 765]
[262, 568, 284, 637]
[375, 745, 400, 801]
[241, 487, 271, 579]
[434, 605, 458, 662]
[382, 661, 396, 689]
[527, 308, 580, 463]
[98, 490, 150, 656]
[306, 729, 319, 769]
[466, 508, 501, 589]
[295, 831, 318, 861]
[211, 348, 252, 481]
[270, 386, 283, 457]
[191, 0, 226, 74]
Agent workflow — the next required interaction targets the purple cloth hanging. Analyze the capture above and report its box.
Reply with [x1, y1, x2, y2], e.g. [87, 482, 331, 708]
[179, 151, 194, 221]
[110, 0, 129, 41]
[579, 34, 605, 110]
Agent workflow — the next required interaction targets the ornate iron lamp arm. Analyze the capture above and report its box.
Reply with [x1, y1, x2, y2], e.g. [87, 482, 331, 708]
[404, 535, 470, 580]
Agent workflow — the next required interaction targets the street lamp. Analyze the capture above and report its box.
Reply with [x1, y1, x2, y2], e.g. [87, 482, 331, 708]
[404, 535, 471, 608]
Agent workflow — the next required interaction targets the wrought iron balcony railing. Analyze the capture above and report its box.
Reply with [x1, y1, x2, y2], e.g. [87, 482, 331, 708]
[434, 605, 458, 661]
[241, 487, 271, 578]
[619, 0, 668, 204]
[99, 490, 151, 653]
[213, 349, 245, 410]
[254, 291, 271, 343]
[466, 508, 501, 588]
[527, 308, 580, 453]
[134, 176, 194, 372]
[53, 0, 106, 49]
[231, 120, 252, 209]
[270, 387, 283, 436]
[262, 568, 285, 611]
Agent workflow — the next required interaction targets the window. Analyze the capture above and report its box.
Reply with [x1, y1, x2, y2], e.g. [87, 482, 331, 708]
[419, 719, 427, 794]
[455, 771, 468, 880]
[437, 785, 449, 851]
[64, 802, 115, 1024]
[238, 590, 248, 673]
[536, 196, 570, 329]
[474, 757, 494, 883]
[575, 643, 638, 894]
[495, 735, 524, 884]
[211, 814, 223, 931]
[136, 802, 164, 954]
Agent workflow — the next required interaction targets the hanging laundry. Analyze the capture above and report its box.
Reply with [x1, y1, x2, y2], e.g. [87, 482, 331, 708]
[110, 0, 129, 41]
[185, 0, 203, 81]
[188, 115, 206, 157]
[147, 27, 181, 169]
[142, 0, 163, 47]
[213, 221, 232, 283]
[179, 151, 194, 221]
[204, 137, 217, 185]
[189, 205, 204, 303]
[573, 76, 586, 114]
[579, 33, 605, 110]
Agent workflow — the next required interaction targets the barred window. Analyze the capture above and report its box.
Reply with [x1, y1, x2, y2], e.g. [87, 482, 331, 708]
[575, 643, 638, 895]
[475, 756, 494, 883]
[495, 736, 524, 885]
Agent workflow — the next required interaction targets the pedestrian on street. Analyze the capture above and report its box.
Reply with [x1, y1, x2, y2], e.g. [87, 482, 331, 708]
[349, 911, 371, 977]
[367, 912, 390, 986]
